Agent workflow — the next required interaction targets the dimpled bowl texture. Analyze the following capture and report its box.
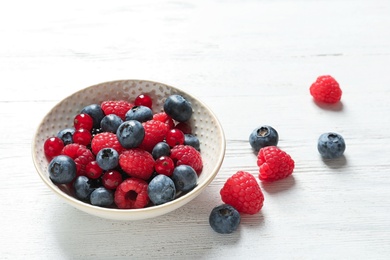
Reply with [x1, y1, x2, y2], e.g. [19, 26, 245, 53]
[32, 80, 226, 221]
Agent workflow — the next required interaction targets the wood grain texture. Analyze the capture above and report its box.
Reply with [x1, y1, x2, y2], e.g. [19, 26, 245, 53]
[1, 0, 390, 259]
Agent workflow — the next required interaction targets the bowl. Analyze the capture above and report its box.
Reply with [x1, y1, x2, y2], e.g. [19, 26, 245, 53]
[32, 79, 226, 221]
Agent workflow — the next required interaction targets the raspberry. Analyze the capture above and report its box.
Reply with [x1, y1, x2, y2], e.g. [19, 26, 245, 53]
[309, 75, 342, 104]
[139, 120, 169, 152]
[61, 143, 95, 177]
[220, 171, 264, 215]
[153, 112, 175, 129]
[257, 146, 295, 182]
[119, 148, 155, 180]
[170, 145, 203, 174]
[90, 132, 125, 155]
[101, 100, 134, 120]
[114, 178, 150, 209]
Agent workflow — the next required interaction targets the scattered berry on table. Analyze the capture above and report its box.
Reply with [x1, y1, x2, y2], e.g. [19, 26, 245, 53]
[80, 104, 105, 129]
[48, 155, 77, 184]
[135, 94, 153, 109]
[91, 132, 124, 155]
[166, 129, 185, 147]
[170, 145, 203, 174]
[96, 147, 119, 171]
[44, 136, 65, 159]
[163, 94, 193, 122]
[114, 178, 149, 209]
[116, 120, 145, 149]
[72, 128, 92, 146]
[171, 165, 198, 192]
[101, 170, 123, 190]
[90, 187, 114, 207]
[119, 148, 155, 180]
[100, 114, 123, 133]
[73, 113, 94, 131]
[249, 125, 279, 151]
[147, 174, 176, 205]
[317, 132, 346, 159]
[101, 100, 134, 121]
[57, 127, 75, 145]
[309, 75, 342, 104]
[85, 160, 103, 179]
[73, 176, 95, 201]
[154, 156, 175, 176]
[257, 146, 294, 182]
[220, 171, 264, 215]
[61, 143, 95, 176]
[151, 141, 171, 159]
[209, 204, 241, 234]
[125, 105, 153, 122]
[139, 120, 169, 152]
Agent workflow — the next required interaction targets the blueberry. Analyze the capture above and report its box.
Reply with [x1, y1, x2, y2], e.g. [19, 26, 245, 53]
[249, 125, 279, 151]
[116, 120, 145, 148]
[57, 127, 75, 145]
[171, 165, 198, 192]
[80, 104, 105, 129]
[125, 106, 153, 122]
[48, 155, 77, 184]
[184, 134, 200, 151]
[100, 114, 123, 133]
[90, 187, 114, 207]
[73, 176, 95, 201]
[151, 142, 171, 159]
[163, 94, 193, 122]
[147, 174, 176, 205]
[317, 132, 346, 159]
[96, 147, 119, 171]
[209, 204, 241, 234]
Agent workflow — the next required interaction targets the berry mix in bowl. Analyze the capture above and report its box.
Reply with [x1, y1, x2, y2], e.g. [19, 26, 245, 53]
[32, 80, 226, 221]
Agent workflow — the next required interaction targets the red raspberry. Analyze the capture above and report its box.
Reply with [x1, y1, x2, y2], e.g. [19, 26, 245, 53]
[220, 171, 264, 215]
[61, 143, 95, 177]
[90, 132, 125, 155]
[101, 100, 134, 120]
[114, 178, 150, 209]
[309, 75, 342, 104]
[119, 148, 155, 180]
[153, 112, 175, 129]
[170, 145, 203, 174]
[139, 120, 169, 152]
[257, 146, 295, 182]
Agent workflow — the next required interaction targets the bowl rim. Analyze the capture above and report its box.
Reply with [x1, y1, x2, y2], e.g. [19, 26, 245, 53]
[31, 79, 226, 220]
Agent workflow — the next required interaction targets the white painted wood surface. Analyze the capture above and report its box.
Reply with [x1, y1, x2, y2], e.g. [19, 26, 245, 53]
[1, 0, 390, 259]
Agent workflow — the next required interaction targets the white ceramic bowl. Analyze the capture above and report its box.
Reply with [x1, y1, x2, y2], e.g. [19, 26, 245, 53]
[32, 79, 225, 221]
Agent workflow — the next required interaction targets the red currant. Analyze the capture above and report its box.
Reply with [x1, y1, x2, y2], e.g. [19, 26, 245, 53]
[154, 156, 175, 176]
[74, 113, 94, 131]
[135, 94, 153, 109]
[85, 161, 103, 179]
[175, 122, 192, 134]
[166, 129, 185, 147]
[44, 136, 65, 159]
[102, 170, 123, 190]
[72, 128, 92, 146]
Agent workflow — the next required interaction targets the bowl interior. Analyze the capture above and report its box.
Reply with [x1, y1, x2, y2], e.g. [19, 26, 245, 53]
[32, 80, 225, 220]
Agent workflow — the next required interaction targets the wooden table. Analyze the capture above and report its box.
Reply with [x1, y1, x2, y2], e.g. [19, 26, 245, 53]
[2, 0, 390, 259]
